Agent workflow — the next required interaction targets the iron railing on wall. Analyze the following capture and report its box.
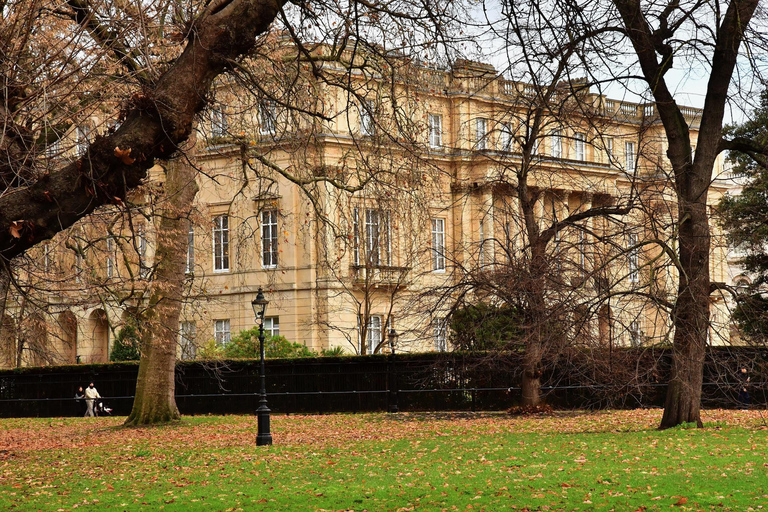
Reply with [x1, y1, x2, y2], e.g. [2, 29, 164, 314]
[0, 349, 765, 418]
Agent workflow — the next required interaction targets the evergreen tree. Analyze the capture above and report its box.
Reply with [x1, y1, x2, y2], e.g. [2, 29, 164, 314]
[719, 88, 768, 342]
[110, 323, 141, 362]
[224, 327, 313, 359]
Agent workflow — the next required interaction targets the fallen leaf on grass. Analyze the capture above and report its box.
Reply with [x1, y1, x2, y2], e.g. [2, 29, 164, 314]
[674, 497, 688, 506]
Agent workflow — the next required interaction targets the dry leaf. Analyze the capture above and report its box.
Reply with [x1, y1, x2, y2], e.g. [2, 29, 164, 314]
[673, 497, 688, 506]
[114, 146, 136, 165]
[9, 221, 22, 238]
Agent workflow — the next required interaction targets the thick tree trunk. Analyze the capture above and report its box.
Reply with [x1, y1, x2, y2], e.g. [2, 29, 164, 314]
[520, 344, 542, 406]
[660, 199, 710, 429]
[520, 239, 548, 407]
[125, 161, 198, 426]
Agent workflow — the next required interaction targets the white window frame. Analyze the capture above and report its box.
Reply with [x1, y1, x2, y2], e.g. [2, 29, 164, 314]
[428, 113, 442, 148]
[211, 107, 228, 138]
[431, 218, 446, 272]
[551, 130, 562, 158]
[264, 316, 279, 338]
[359, 101, 374, 136]
[361, 315, 382, 354]
[574, 132, 586, 161]
[434, 317, 448, 352]
[628, 232, 639, 283]
[605, 138, 613, 162]
[354, 208, 391, 266]
[352, 208, 360, 266]
[366, 209, 382, 265]
[46, 132, 61, 158]
[186, 224, 194, 274]
[76, 124, 91, 155]
[625, 141, 636, 170]
[479, 219, 485, 267]
[43, 243, 51, 274]
[106, 237, 114, 278]
[475, 118, 487, 150]
[500, 123, 513, 152]
[532, 137, 541, 156]
[259, 100, 276, 136]
[261, 210, 279, 268]
[213, 214, 230, 272]
[629, 320, 640, 347]
[214, 319, 231, 346]
[138, 225, 149, 279]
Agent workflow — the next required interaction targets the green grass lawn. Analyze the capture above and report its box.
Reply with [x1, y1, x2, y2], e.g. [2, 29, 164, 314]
[1, 410, 767, 511]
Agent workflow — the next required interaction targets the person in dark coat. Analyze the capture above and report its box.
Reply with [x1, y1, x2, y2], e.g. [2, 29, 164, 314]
[737, 367, 751, 409]
[74, 386, 87, 416]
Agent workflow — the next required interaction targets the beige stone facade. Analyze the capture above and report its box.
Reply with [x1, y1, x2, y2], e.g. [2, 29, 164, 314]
[0, 56, 737, 367]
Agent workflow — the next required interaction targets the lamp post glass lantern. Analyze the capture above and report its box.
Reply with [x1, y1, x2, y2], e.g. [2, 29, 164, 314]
[251, 288, 272, 445]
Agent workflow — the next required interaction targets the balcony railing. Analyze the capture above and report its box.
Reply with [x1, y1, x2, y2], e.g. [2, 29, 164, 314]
[351, 265, 410, 288]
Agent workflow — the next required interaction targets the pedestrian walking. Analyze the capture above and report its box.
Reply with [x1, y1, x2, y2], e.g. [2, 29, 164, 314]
[84, 382, 101, 417]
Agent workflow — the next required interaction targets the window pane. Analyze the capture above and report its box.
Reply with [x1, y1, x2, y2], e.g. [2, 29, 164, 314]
[432, 218, 445, 271]
[259, 101, 276, 135]
[261, 210, 278, 268]
[214, 319, 231, 345]
[186, 224, 194, 273]
[213, 215, 229, 271]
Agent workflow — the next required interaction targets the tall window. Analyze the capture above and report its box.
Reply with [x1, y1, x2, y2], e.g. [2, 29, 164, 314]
[500, 123, 513, 152]
[478, 219, 485, 267]
[628, 232, 639, 283]
[532, 137, 541, 156]
[74, 251, 83, 283]
[359, 101, 374, 136]
[45, 130, 61, 158]
[180, 321, 196, 360]
[353, 208, 391, 266]
[361, 315, 382, 354]
[261, 210, 279, 268]
[578, 230, 587, 270]
[352, 208, 360, 266]
[259, 100, 276, 135]
[76, 125, 91, 155]
[629, 320, 640, 346]
[186, 224, 194, 274]
[475, 118, 487, 150]
[211, 108, 227, 138]
[214, 319, 230, 345]
[431, 218, 446, 272]
[213, 215, 229, 272]
[574, 133, 586, 161]
[428, 113, 442, 148]
[106, 237, 114, 278]
[264, 317, 279, 337]
[551, 130, 562, 158]
[433, 317, 448, 352]
[625, 141, 636, 170]
[366, 209, 382, 265]
[138, 225, 149, 279]
[43, 243, 51, 274]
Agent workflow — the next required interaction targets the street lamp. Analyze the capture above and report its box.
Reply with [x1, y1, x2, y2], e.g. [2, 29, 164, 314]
[251, 287, 272, 446]
[388, 329, 399, 413]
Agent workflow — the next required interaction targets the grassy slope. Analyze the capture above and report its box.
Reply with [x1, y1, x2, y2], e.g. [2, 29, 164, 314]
[1, 411, 767, 511]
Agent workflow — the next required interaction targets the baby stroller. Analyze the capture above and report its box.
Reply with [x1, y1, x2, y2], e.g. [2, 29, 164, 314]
[96, 400, 113, 416]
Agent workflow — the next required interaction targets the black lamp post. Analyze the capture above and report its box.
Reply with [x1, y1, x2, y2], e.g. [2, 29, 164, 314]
[388, 329, 399, 413]
[251, 287, 272, 446]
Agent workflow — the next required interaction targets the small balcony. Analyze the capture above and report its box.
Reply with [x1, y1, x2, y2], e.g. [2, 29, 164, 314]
[351, 265, 410, 289]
